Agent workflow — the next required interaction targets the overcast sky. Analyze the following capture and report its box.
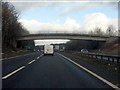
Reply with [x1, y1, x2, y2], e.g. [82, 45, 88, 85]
[5, 0, 119, 45]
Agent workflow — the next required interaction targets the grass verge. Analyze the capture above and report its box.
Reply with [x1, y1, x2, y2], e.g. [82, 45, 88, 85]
[2, 49, 33, 59]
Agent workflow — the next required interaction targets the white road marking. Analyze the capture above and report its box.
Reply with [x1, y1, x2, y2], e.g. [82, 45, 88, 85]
[28, 60, 36, 65]
[40, 54, 44, 57]
[2, 66, 25, 80]
[2, 54, 44, 79]
[36, 57, 39, 59]
[28, 54, 43, 64]
[58, 53, 120, 90]
[36, 54, 44, 60]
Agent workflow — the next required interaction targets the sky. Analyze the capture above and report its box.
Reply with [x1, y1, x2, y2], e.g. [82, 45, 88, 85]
[5, 0, 119, 45]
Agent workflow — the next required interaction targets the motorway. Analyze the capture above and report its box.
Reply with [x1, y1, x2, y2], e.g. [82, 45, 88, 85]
[2, 52, 116, 88]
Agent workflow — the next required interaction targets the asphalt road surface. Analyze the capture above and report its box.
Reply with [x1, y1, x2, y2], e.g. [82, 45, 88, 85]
[2, 52, 115, 88]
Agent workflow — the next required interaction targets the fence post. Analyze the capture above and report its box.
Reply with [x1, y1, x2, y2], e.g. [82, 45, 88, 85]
[95, 55, 97, 59]
[90, 55, 91, 58]
[117, 57, 119, 63]
[91, 55, 93, 58]
[112, 57, 114, 63]
[87, 54, 88, 57]
[101, 56, 103, 60]
[108, 57, 110, 61]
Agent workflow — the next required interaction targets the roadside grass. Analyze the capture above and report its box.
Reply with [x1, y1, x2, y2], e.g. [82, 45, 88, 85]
[2, 49, 34, 59]
[93, 44, 120, 56]
[93, 49, 119, 56]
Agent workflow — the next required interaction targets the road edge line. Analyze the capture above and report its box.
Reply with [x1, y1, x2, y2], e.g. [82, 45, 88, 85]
[58, 53, 120, 90]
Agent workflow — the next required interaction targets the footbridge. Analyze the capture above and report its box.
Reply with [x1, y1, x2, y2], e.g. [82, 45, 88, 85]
[17, 33, 110, 41]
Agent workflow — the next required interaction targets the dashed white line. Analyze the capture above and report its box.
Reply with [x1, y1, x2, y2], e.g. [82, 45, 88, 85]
[28, 54, 43, 64]
[36, 57, 39, 59]
[2, 54, 44, 80]
[2, 66, 25, 80]
[58, 53, 120, 90]
[28, 60, 36, 65]
[36, 54, 44, 59]
[40, 54, 44, 57]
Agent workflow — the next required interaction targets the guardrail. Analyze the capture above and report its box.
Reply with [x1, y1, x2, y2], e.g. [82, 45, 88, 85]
[72, 52, 120, 63]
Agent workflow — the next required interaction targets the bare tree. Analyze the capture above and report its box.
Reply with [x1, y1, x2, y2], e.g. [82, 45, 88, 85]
[93, 27, 104, 36]
[106, 25, 117, 36]
[88, 30, 94, 35]
[2, 2, 34, 52]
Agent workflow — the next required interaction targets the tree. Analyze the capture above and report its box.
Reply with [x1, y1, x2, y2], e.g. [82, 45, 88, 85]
[2, 2, 19, 50]
[2, 2, 34, 52]
[106, 25, 117, 36]
[88, 27, 104, 36]
[88, 30, 95, 35]
[94, 27, 103, 36]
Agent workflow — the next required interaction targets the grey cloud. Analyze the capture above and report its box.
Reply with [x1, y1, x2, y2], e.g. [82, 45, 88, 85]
[3, 0, 118, 14]
[11, 2, 49, 12]
[59, 1, 118, 16]
[2, 0, 61, 12]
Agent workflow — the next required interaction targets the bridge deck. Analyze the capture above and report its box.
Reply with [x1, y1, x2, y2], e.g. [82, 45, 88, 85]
[17, 33, 117, 41]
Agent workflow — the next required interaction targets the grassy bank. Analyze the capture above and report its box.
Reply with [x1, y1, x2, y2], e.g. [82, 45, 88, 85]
[2, 49, 34, 59]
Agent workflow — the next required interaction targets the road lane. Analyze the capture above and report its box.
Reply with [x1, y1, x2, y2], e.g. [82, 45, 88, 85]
[2, 53, 114, 88]
[2, 52, 42, 76]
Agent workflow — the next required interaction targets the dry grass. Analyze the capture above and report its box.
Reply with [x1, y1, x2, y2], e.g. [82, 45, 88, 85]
[94, 44, 120, 55]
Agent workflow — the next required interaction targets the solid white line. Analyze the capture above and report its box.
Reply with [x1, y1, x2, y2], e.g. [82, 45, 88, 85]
[2, 66, 25, 80]
[28, 60, 36, 65]
[58, 53, 120, 90]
